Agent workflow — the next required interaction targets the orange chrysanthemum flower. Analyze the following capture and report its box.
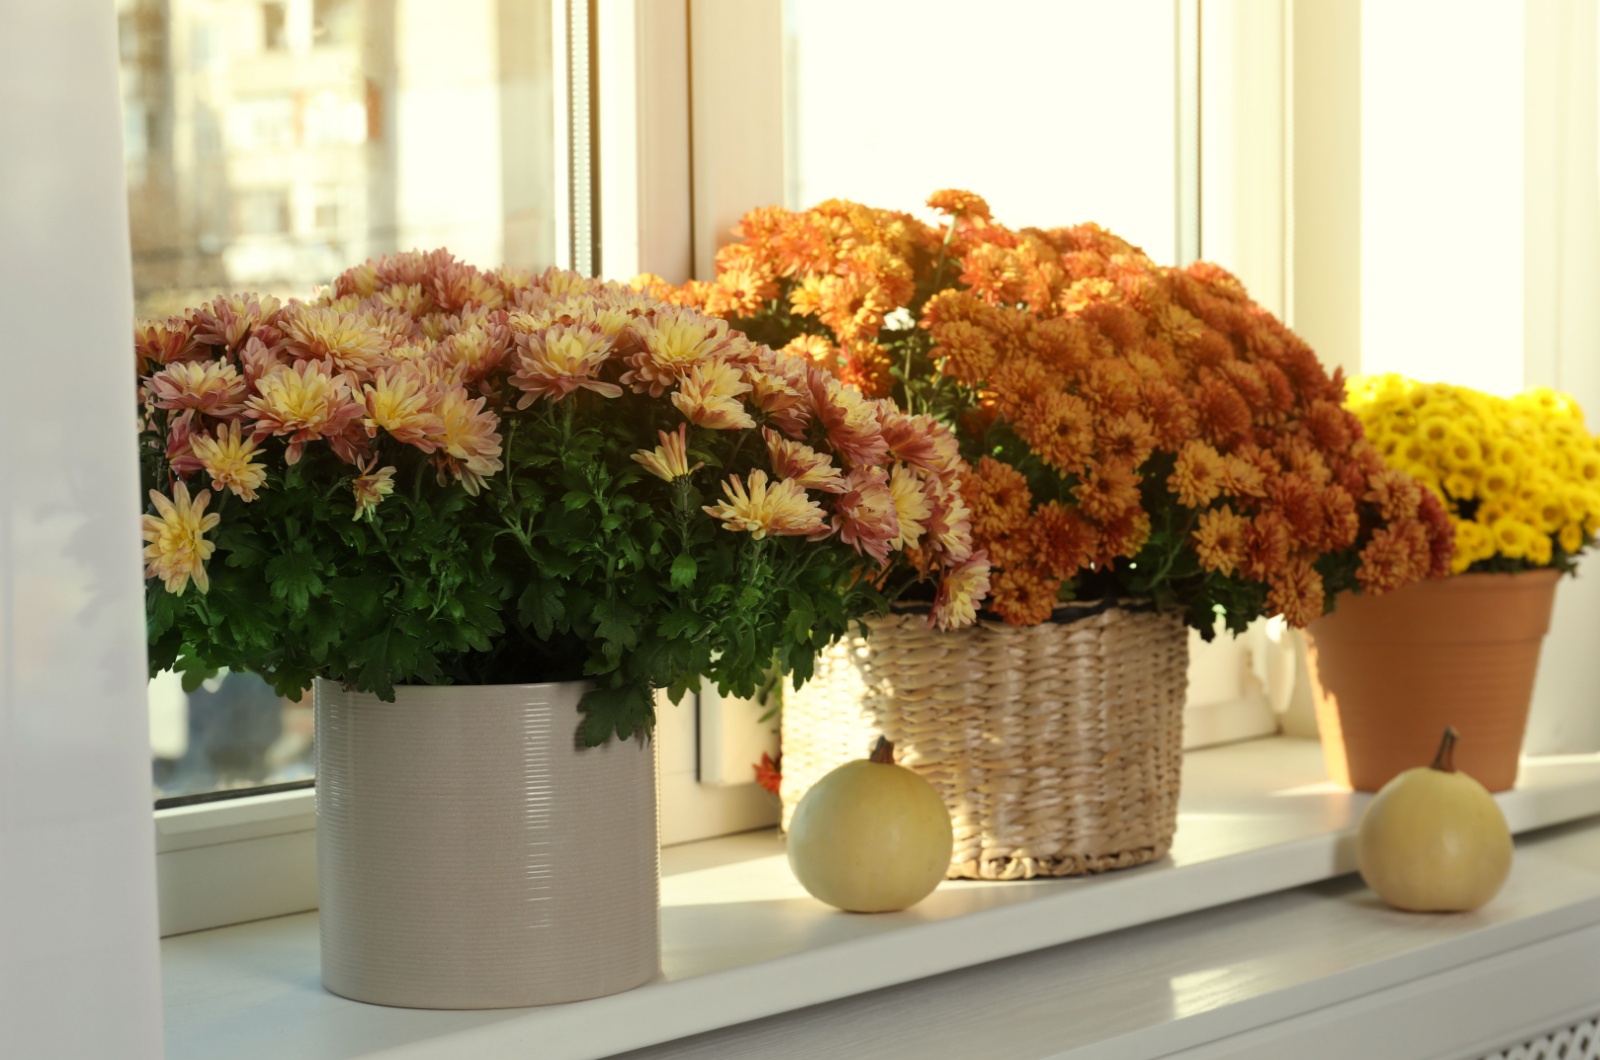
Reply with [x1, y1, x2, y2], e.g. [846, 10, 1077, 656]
[1193, 505, 1248, 576]
[988, 566, 1059, 626]
[964, 456, 1033, 540]
[1169, 440, 1226, 508]
[1073, 460, 1142, 521]
[1268, 558, 1326, 627]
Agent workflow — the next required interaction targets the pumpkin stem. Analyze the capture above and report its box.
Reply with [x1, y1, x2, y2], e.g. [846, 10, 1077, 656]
[869, 736, 896, 764]
[1430, 726, 1459, 773]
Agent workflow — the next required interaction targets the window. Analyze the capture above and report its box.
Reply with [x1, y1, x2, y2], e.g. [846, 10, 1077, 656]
[122, 0, 562, 811]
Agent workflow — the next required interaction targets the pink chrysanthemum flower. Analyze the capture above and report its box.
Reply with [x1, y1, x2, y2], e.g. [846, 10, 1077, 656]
[364, 368, 443, 451]
[134, 318, 200, 373]
[763, 428, 845, 492]
[831, 465, 900, 565]
[511, 324, 622, 403]
[806, 369, 889, 468]
[672, 359, 756, 430]
[920, 475, 975, 564]
[190, 421, 267, 502]
[142, 482, 221, 595]
[744, 357, 812, 438]
[146, 360, 248, 417]
[351, 459, 398, 521]
[623, 308, 733, 396]
[632, 424, 704, 482]
[244, 359, 366, 465]
[702, 470, 826, 539]
[432, 387, 504, 495]
[189, 293, 281, 351]
[164, 412, 206, 476]
[930, 551, 992, 630]
[435, 324, 510, 383]
[876, 407, 941, 475]
[280, 304, 388, 379]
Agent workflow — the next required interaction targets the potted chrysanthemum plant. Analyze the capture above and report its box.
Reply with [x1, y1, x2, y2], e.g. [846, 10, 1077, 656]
[1303, 376, 1600, 792]
[651, 191, 1452, 881]
[136, 249, 978, 1008]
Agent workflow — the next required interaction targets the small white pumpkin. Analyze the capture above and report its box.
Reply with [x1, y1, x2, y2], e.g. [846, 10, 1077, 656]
[1357, 727, 1513, 912]
[786, 737, 954, 913]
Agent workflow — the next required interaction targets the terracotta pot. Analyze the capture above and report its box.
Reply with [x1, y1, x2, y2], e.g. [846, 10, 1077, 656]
[314, 680, 659, 1009]
[1304, 569, 1560, 793]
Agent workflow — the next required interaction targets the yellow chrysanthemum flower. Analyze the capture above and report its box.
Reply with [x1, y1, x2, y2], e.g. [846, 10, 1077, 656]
[142, 482, 221, 595]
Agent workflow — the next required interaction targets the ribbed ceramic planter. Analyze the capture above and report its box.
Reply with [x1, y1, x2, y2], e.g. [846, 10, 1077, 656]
[1304, 569, 1560, 793]
[313, 680, 659, 1009]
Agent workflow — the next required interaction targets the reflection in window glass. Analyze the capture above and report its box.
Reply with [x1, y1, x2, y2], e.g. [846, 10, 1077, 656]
[123, 0, 560, 800]
[783, 0, 1178, 262]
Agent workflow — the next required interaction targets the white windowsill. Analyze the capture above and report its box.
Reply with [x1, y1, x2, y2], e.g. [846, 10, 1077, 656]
[161, 736, 1600, 1059]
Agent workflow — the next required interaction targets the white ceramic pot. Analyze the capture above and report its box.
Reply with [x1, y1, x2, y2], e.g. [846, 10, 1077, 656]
[313, 679, 659, 1009]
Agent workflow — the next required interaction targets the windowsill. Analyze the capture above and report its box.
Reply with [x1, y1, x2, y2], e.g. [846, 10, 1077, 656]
[160, 736, 1600, 1060]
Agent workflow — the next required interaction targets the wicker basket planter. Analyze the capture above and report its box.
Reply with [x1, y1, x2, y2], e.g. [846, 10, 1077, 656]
[781, 603, 1189, 881]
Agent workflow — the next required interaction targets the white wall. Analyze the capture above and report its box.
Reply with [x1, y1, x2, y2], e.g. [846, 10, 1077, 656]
[0, 2, 164, 1056]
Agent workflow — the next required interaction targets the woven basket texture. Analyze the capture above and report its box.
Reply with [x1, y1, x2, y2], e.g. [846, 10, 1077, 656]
[781, 604, 1189, 881]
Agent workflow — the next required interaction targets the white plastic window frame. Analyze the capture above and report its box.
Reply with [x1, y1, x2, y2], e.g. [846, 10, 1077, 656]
[153, 0, 1306, 939]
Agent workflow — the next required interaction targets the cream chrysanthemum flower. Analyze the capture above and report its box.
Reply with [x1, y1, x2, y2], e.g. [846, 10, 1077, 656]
[930, 551, 992, 630]
[431, 387, 503, 495]
[886, 464, 932, 550]
[190, 421, 267, 501]
[511, 324, 622, 403]
[281, 304, 389, 378]
[672, 358, 755, 430]
[364, 368, 443, 451]
[244, 360, 366, 464]
[146, 360, 248, 417]
[632, 424, 703, 482]
[142, 482, 221, 595]
[623, 308, 732, 395]
[702, 470, 825, 539]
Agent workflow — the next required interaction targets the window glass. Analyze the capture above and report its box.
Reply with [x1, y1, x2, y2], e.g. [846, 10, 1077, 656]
[783, 0, 1179, 261]
[121, 0, 560, 801]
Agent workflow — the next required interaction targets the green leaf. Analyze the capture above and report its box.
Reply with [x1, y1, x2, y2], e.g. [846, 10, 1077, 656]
[592, 597, 641, 651]
[265, 548, 324, 615]
[657, 608, 702, 640]
[669, 553, 697, 590]
[518, 581, 565, 640]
